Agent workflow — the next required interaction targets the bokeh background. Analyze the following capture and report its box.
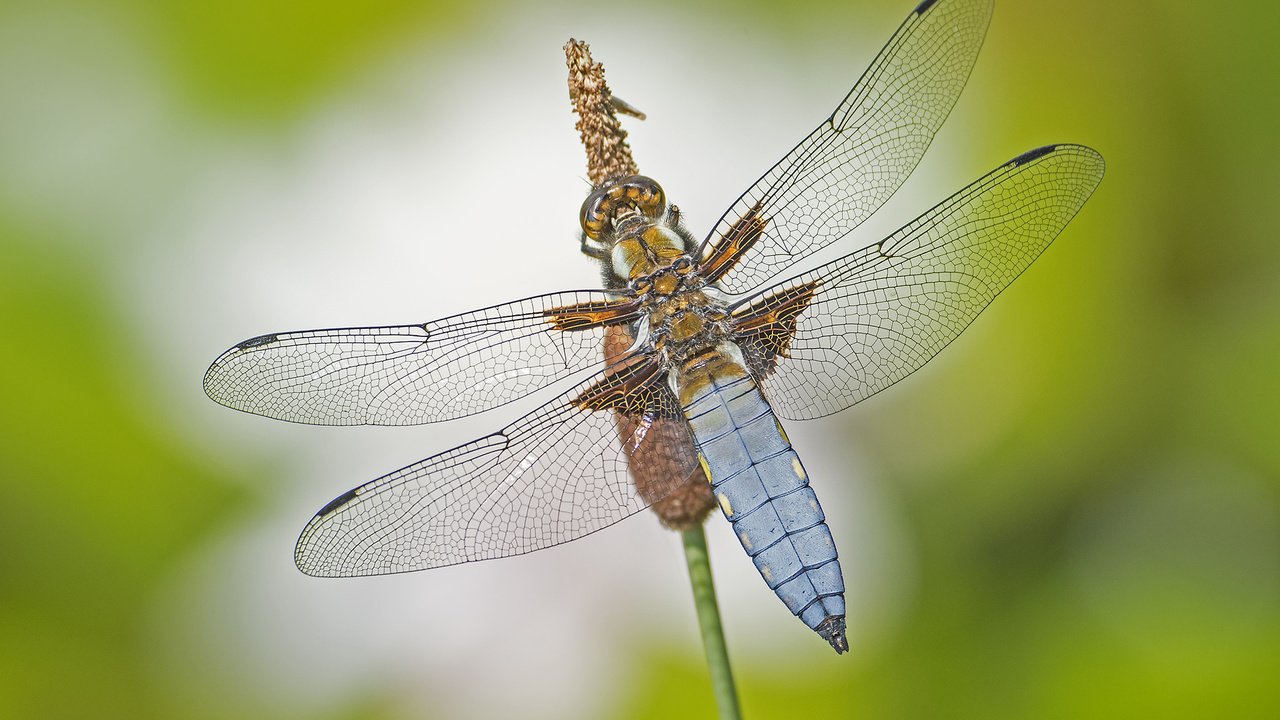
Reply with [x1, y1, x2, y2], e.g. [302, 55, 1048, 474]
[2, 0, 1277, 718]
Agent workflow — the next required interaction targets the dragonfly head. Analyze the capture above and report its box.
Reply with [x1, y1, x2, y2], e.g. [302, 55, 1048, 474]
[579, 175, 667, 240]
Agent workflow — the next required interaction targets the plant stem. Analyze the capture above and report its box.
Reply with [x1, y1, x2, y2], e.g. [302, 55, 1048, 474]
[682, 524, 742, 720]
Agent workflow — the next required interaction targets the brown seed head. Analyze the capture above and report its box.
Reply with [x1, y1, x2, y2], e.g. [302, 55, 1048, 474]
[564, 39, 640, 186]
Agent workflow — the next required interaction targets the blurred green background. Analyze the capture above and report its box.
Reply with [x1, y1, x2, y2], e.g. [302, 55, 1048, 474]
[2, 0, 1277, 718]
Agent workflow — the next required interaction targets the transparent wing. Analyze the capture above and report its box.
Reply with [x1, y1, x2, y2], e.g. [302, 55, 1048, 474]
[700, 0, 993, 294]
[735, 145, 1105, 420]
[295, 354, 692, 576]
[204, 289, 638, 426]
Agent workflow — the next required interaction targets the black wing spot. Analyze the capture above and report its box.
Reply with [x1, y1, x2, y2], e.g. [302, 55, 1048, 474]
[915, 0, 940, 14]
[237, 333, 279, 350]
[317, 487, 361, 518]
[1010, 145, 1058, 167]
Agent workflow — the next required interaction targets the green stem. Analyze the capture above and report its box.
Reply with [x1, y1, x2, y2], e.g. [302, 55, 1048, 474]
[682, 524, 742, 720]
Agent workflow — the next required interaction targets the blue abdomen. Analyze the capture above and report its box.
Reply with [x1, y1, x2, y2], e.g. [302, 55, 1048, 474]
[675, 344, 847, 652]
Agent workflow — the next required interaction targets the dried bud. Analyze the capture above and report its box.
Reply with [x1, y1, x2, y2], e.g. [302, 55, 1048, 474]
[564, 39, 641, 186]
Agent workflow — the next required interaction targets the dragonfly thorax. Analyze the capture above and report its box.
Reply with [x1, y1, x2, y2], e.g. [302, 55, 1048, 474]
[642, 280, 733, 364]
[610, 223, 690, 281]
[579, 175, 699, 285]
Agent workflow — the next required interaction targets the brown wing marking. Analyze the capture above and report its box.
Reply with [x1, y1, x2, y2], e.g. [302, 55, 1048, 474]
[544, 297, 644, 331]
[700, 202, 767, 284]
[570, 352, 668, 414]
[585, 327, 714, 530]
[732, 280, 821, 375]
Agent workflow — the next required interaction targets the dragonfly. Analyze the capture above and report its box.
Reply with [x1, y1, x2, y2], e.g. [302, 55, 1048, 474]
[204, 0, 1103, 654]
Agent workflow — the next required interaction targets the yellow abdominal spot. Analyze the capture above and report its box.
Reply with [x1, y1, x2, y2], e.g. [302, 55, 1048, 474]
[697, 453, 712, 483]
[775, 419, 790, 444]
[761, 565, 773, 583]
[718, 493, 734, 516]
[792, 457, 806, 481]
[739, 530, 752, 551]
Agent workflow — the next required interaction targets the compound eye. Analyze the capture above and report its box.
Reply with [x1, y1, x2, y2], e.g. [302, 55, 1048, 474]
[616, 176, 666, 219]
[579, 189, 611, 240]
[580, 176, 665, 239]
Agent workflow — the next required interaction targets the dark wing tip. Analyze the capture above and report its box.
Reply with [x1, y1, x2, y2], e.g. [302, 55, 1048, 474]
[295, 487, 362, 577]
[203, 333, 280, 404]
[1009, 145, 1059, 167]
[1006, 144, 1107, 182]
[236, 332, 279, 350]
[315, 487, 361, 519]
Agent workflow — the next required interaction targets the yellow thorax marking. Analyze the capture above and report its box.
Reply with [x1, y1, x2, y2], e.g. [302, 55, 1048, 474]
[670, 312, 706, 341]
[652, 273, 679, 296]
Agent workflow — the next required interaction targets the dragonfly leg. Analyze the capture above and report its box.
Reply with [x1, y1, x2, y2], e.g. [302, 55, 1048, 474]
[580, 232, 610, 260]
